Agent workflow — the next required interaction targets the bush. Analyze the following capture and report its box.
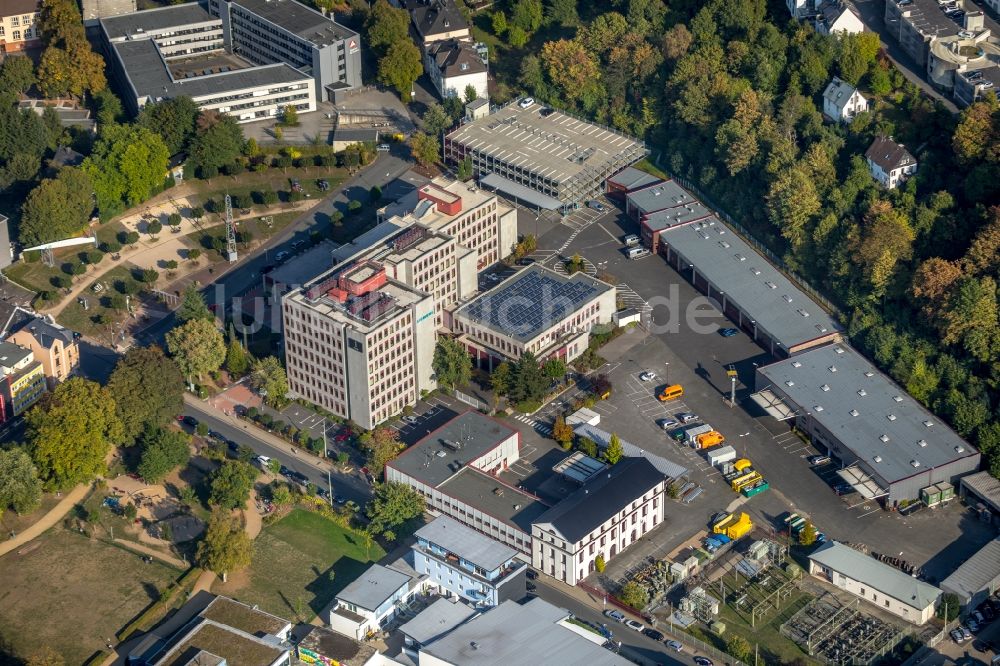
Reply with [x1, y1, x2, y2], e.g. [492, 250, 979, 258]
[101, 240, 122, 254]
[246, 406, 258, 419]
[595, 554, 606, 572]
[347, 199, 362, 213]
[288, 190, 304, 203]
[618, 581, 649, 609]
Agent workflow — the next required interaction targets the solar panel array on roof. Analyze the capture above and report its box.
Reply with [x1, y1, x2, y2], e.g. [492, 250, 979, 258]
[459, 267, 603, 342]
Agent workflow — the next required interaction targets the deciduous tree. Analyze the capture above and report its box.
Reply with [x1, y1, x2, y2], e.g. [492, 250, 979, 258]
[0, 55, 35, 95]
[366, 0, 409, 55]
[136, 426, 191, 482]
[225, 338, 250, 377]
[540, 39, 601, 104]
[366, 481, 424, 538]
[197, 510, 252, 582]
[546, 0, 579, 27]
[209, 460, 256, 509]
[26, 378, 124, 489]
[19, 166, 94, 246]
[166, 318, 226, 384]
[189, 112, 245, 176]
[0, 448, 42, 515]
[619, 581, 649, 609]
[361, 427, 404, 478]
[177, 283, 213, 322]
[604, 432, 624, 464]
[409, 131, 439, 166]
[377, 40, 422, 102]
[107, 345, 184, 444]
[248, 356, 289, 408]
[83, 124, 169, 216]
[432, 337, 471, 390]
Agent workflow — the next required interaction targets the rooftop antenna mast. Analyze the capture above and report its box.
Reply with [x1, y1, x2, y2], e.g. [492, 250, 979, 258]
[224, 194, 237, 263]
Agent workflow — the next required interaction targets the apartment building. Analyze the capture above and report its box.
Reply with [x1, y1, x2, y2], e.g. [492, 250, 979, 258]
[0, 341, 46, 422]
[382, 178, 518, 271]
[531, 457, 666, 586]
[413, 515, 526, 607]
[385, 410, 549, 555]
[0, 0, 40, 54]
[282, 259, 436, 429]
[329, 563, 418, 640]
[209, 0, 361, 100]
[102, 3, 316, 121]
[452, 264, 616, 368]
[6, 317, 79, 389]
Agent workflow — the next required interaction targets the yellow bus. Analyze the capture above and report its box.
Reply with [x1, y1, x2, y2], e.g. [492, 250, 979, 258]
[658, 384, 684, 401]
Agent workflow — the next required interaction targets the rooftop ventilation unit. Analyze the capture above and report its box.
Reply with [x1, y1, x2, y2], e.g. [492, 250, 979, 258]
[850, 409, 860, 417]
[783, 295, 793, 303]
[880, 434, 890, 442]
[829, 366, 838, 373]
[874, 455, 882, 463]
[924, 420, 934, 427]
[751, 268, 761, 276]
[864, 371, 874, 377]
[858, 389, 867, 397]
[765, 281, 777, 289]
[893, 396, 903, 402]
[814, 405, 824, 412]
[919, 440, 928, 447]
[798, 309, 810, 317]
[785, 380, 795, 387]
[821, 384, 830, 392]
[887, 414, 897, 421]
[734, 254, 746, 261]
[835, 347, 845, 354]
[910, 460, 921, 468]
[792, 361, 802, 368]
[956, 445, 965, 453]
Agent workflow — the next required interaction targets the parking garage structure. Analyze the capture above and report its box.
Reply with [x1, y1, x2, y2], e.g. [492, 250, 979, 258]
[754, 343, 980, 505]
[443, 99, 647, 210]
[657, 217, 844, 357]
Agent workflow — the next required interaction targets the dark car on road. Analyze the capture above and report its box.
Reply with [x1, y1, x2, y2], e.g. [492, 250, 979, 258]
[718, 327, 739, 337]
[642, 628, 664, 641]
[182, 416, 198, 427]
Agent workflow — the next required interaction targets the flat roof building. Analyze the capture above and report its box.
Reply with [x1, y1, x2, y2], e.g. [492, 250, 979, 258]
[282, 259, 437, 430]
[960, 471, 1000, 524]
[605, 166, 660, 201]
[941, 538, 1000, 607]
[658, 217, 843, 356]
[532, 457, 667, 586]
[625, 179, 712, 252]
[413, 515, 526, 607]
[101, 3, 317, 121]
[808, 541, 941, 624]
[418, 597, 631, 666]
[295, 626, 378, 666]
[399, 597, 477, 653]
[386, 410, 548, 554]
[755, 344, 980, 504]
[329, 563, 419, 640]
[444, 99, 647, 209]
[452, 264, 616, 368]
[209, 0, 361, 100]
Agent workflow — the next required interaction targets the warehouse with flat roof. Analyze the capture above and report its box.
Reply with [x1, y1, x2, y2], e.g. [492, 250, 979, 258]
[658, 217, 843, 356]
[444, 99, 647, 210]
[755, 344, 980, 504]
[941, 538, 1000, 607]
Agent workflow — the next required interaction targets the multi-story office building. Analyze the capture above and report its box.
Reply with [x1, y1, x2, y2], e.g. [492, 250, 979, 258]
[380, 177, 518, 271]
[210, 0, 360, 100]
[0, 0, 40, 55]
[452, 264, 616, 368]
[413, 515, 526, 607]
[444, 99, 647, 210]
[101, 3, 316, 121]
[531, 457, 666, 586]
[282, 259, 436, 430]
[0, 341, 46, 422]
[82, 0, 136, 27]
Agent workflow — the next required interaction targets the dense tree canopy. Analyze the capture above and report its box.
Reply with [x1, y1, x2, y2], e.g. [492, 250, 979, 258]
[209, 460, 256, 509]
[136, 426, 191, 483]
[198, 510, 252, 581]
[107, 345, 185, 444]
[166, 318, 227, 383]
[26, 378, 123, 489]
[188, 111, 245, 176]
[139, 96, 199, 156]
[0, 448, 43, 515]
[19, 166, 93, 246]
[84, 124, 169, 218]
[366, 482, 424, 539]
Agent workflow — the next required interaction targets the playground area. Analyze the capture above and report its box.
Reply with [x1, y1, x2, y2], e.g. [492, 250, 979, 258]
[106, 475, 205, 544]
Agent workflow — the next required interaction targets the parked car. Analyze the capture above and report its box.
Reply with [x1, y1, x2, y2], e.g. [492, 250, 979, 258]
[623, 234, 640, 247]
[401, 415, 419, 425]
[317, 179, 330, 191]
[951, 628, 967, 643]
[833, 483, 854, 495]
[603, 609, 625, 622]
[291, 240, 306, 251]
[182, 416, 198, 427]
[334, 495, 347, 505]
[718, 327, 739, 337]
[642, 628, 664, 641]
[808, 455, 831, 466]
[693, 658, 714, 666]
[962, 626, 973, 640]
[639, 371, 656, 382]
[587, 200, 606, 212]
[526, 569, 538, 580]
[623, 619, 644, 632]
[974, 610, 986, 624]
[377, 144, 391, 152]
[274, 250, 290, 263]
[677, 412, 699, 423]
[255, 455, 272, 468]
[666, 640, 684, 652]
[518, 97, 535, 109]
[659, 418, 680, 429]
[967, 619, 980, 633]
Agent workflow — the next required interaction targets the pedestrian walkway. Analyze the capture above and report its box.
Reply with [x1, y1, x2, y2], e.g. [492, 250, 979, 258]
[556, 228, 584, 253]
[512, 413, 553, 437]
[0, 482, 90, 558]
[616, 282, 652, 317]
[113, 538, 188, 569]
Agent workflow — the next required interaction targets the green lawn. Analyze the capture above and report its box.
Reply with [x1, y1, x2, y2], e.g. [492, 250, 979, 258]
[214, 509, 385, 622]
[188, 167, 347, 205]
[0, 528, 182, 664]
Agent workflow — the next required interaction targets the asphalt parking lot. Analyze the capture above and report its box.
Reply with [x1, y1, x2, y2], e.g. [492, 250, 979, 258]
[530, 203, 996, 579]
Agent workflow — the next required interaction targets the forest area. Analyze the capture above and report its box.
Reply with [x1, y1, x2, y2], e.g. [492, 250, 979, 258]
[471, 0, 1000, 474]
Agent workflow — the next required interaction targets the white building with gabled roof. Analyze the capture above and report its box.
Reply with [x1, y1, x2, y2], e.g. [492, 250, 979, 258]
[822, 76, 869, 122]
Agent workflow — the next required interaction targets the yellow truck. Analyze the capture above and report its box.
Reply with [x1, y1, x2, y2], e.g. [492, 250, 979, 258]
[712, 512, 753, 540]
[695, 431, 725, 449]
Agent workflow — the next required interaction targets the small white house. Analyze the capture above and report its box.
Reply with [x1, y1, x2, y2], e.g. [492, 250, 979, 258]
[822, 76, 869, 122]
[816, 2, 864, 35]
[424, 39, 488, 102]
[329, 563, 419, 640]
[865, 136, 918, 189]
[809, 541, 941, 625]
[787, 0, 817, 19]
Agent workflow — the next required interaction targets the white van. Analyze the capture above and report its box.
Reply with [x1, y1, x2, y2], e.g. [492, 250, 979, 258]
[627, 247, 650, 260]
[623, 234, 640, 247]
